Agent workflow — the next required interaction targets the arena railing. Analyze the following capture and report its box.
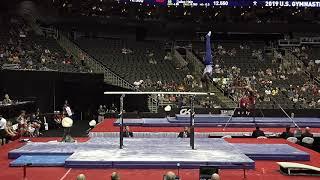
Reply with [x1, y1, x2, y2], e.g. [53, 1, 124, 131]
[173, 49, 188, 68]
[185, 48, 204, 77]
[57, 32, 135, 90]
[284, 47, 320, 86]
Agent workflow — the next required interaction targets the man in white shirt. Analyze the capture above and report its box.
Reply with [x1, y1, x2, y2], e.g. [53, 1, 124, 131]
[65, 106, 72, 117]
[63, 100, 73, 117]
[0, 114, 9, 145]
[0, 115, 6, 130]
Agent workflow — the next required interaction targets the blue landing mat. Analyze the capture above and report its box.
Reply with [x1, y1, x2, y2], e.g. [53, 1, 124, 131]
[9, 138, 254, 169]
[232, 144, 310, 161]
[8, 141, 120, 159]
[10, 155, 69, 167]
[114, 116, 320, 128]
[8, 138, 310, 169]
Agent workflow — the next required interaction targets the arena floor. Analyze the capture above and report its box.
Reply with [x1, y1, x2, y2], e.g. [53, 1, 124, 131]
[0, 119, 320, 180]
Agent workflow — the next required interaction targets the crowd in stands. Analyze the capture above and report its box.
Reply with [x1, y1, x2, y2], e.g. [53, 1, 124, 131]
[75, 32, 320, 110]
[197, 41, 320, 109]
[293, 46, 320, 80]
[76, 37, 186, 83]
[0, 17, 90, 73]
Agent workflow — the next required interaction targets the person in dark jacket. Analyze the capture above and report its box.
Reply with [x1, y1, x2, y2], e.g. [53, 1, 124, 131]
[280, 127, 294, 139]
[252, 126, 265, 138]
[301, 127, 313, 139]
[178, 127, 190, 138]
[123, 126, 133, 137]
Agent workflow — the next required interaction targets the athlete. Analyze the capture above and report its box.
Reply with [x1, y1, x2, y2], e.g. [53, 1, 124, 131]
[201, 31, 213, 91]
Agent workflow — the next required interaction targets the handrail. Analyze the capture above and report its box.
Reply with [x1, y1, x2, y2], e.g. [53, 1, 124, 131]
[173, 49, 188, 68]
[186, 49, 204, 77]
[58, 33, 135, 90]
[283, 48, 320, 86]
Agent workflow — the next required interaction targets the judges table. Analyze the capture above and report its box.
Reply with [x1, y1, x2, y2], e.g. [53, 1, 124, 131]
[0, 101, 36, 119]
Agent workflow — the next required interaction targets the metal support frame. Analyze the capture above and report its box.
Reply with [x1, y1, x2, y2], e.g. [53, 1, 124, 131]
[189, 95, 195, 150]
[104, 91, 215, 149]
[119, 94, 125, 149]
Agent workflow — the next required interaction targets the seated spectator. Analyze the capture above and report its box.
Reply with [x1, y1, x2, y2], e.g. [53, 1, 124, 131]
[211, 173, 220, 180]
[110, 103, 117, 113]
[3, 94, 12, 105]
[5, 121, 20, 141]
[53, 111, 63, 128]
[28, 113, 41, 137]
[178, 127, 190, 138]
[123, 126, 133, 138]
[252, 126, 265, 138]
[121, 48, 133, 54]
[111, 172, 120, 180]
[301, 127, 314, 139]
[17, 110, 28, 136]
[279, 127, 294, 139]
[164, 171, 176, 180]
[76, 174, 86, 180]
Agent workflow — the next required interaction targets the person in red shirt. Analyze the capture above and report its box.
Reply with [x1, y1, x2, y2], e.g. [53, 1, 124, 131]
[239, 90, 256, 116]
[239, 93, 249, 116]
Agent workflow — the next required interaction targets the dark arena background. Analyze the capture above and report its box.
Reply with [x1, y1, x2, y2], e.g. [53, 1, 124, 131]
[1, 0, 320, 180]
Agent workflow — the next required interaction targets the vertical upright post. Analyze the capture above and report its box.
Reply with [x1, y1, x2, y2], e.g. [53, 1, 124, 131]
[53, 81, 56, 112]
[119, 94, 125, 149]
[23, 165, 27, 180]
[189, 95, 195, 149]
[252, 101, 256, 125]
[243, 168, 246, 179]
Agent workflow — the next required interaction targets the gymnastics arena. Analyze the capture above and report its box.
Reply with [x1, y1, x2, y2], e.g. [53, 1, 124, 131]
[1, 0, 320, 180]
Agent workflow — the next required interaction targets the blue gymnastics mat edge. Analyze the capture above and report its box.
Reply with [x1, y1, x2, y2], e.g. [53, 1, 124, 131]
[10, 155, 70, 167]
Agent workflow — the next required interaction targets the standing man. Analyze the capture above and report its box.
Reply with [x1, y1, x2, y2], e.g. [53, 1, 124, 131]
[0, 114, 10, 145]
[97, 105, 105, 123]
[63, 100, 73, 118]
[201, 31, 213, 91]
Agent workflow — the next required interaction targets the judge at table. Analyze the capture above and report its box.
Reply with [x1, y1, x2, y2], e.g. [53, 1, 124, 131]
[123, 126, 133, 137]
[178, 127, 190, 138]
[2, 94, 12, 105]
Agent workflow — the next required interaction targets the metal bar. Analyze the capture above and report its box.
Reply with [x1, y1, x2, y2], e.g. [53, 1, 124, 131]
[222, 106, 238, 131]
[104, 92, 215, 95]
[190, 95, 195, 150]
[276, 102, 300, 129]
[119, 94, 125, 149]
